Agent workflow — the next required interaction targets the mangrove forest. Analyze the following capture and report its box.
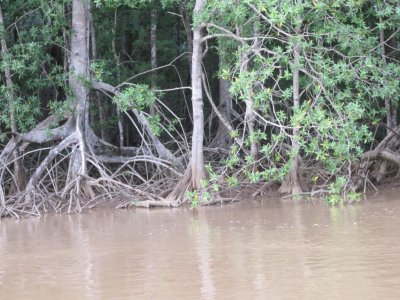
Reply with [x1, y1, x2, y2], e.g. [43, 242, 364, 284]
[0, 0, 399, 217]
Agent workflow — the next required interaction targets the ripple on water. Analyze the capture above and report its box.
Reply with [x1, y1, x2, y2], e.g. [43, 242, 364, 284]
[1, 193, 400, 299]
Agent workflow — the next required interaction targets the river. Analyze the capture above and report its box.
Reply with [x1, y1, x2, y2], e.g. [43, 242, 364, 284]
[1, 190, 400, 299]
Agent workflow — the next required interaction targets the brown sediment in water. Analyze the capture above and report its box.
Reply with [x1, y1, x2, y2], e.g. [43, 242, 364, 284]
[0, 189, 400, 299]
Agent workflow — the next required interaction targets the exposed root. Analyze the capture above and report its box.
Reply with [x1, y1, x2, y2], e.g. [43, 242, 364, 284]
[1, 143, 188, 218]
[165, 164, 192, 205]
[279, 155, 303, 195]
[252, 181, 277, 197]
[202, 197, 240, 205]
[362, 149, 400, 168]
[130, 200, 175, 208]
[358, 125, 400, 184]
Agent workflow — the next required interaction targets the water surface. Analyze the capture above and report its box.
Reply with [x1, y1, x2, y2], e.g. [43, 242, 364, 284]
[1, 190, 400, 299]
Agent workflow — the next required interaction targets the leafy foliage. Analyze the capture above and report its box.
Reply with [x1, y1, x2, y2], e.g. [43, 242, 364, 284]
[113, 84, 157, 111]
[1, 0, 399, 206]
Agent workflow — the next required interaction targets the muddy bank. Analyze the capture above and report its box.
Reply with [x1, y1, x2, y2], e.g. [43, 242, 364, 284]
[3, 175, 400, 219]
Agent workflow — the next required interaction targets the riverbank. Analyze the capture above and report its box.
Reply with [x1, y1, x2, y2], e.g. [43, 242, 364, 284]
[2, 175, 400, 219]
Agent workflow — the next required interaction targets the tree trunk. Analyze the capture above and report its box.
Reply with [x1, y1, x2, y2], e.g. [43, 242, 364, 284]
[235, 22, 259, 167]
[239, 48, 258, 166]
[179, 4, 194, 130]
[150, 0, 158, 115]
[209, 78, 232, 148]
[0, 4, 25, 192]
[68, 0, 90, 184]
[112, 9, 125, 147]
[377, 21, 396, 182]
[379, 21, 395, 133]
[62, 3, 70, 79]
[190, 0, 206, 190]
[181, 4, 193, 76]
[279, 37, 303, 195]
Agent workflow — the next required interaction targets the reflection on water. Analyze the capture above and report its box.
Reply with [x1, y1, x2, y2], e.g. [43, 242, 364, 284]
[1, 191, 400, 299]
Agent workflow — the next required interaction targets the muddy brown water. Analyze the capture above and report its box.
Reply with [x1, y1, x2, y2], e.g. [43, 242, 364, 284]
[1, 191, 400, 300]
